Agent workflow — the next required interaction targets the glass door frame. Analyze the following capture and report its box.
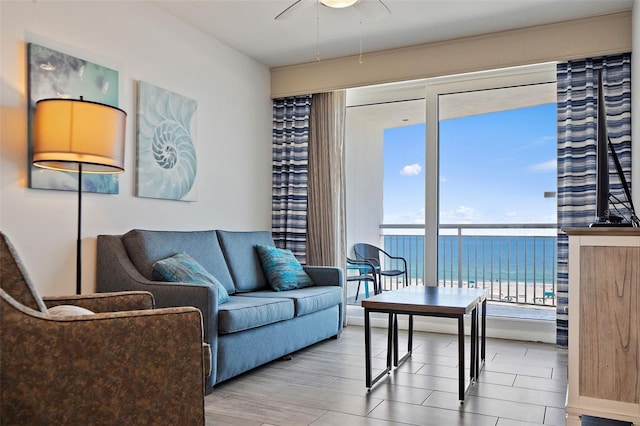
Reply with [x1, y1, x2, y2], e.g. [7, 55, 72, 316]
[423, 63, 557, 287]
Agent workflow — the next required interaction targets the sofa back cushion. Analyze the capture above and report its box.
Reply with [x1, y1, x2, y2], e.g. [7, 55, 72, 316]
[216, 230, 275, 293]
[122, 229, 236, 294]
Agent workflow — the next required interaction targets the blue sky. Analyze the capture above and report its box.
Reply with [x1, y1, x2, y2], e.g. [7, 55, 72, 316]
[383, 103, 557, 224]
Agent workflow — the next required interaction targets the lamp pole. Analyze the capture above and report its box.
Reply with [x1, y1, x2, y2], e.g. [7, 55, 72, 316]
[76, 163, 83, 295]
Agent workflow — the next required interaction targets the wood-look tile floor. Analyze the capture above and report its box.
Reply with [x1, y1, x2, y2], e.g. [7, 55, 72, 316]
[205, 325, 567, 426]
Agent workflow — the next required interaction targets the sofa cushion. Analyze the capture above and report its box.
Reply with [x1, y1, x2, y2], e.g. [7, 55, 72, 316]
[216, 230, 275, 293]
[152, 252, 230, 304]
[122, 229, 236, 294]
[255, 245, 314, 291]
[240, 286, 342, 317]
[217, 295, 294, 334]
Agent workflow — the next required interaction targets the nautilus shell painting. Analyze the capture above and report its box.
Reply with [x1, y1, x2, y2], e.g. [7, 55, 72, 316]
[136, 82, 198, 201]
[27, 43, 120, 193]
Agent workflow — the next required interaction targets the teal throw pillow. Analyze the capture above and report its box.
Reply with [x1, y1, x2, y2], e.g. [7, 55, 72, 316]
[152, 252, 230, 304]
[255, 244, 314, 291]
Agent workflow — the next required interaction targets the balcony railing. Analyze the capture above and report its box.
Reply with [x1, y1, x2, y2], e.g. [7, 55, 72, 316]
[375, 223, 557, 307]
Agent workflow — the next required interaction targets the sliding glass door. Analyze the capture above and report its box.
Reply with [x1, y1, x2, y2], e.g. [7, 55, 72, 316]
[344, 64, 557, 310]
[437, 83, 557, 307]
[422, 65, 558, 319]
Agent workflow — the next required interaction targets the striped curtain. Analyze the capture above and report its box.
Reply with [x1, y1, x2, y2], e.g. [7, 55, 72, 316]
[556, 53, 632, 347]
[272, 96, 312, 261]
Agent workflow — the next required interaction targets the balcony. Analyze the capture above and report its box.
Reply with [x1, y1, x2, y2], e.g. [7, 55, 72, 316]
[346, 223, 557, 320]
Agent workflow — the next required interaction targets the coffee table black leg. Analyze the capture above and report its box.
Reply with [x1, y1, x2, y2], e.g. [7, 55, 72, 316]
[365, 309, 393, 390]
[394, 314, 413, 367]
[393, 313, 398, 366]
[408, 314, 413, 355]
[481, 298, 486, 366]
[470, 306, 478, 381]
[365, 307, 372, 388]
[393, 313, 413, 367]
[387, 313, 393, 370]
[458, 315, 465, 401]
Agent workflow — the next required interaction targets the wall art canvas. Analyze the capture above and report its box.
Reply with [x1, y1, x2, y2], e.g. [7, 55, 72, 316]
[27, 43, 120, 193]
[136, 81, 198, 201]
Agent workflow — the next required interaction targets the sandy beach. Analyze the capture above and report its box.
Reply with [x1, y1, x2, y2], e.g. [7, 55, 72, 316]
[347, 276, 556, 306]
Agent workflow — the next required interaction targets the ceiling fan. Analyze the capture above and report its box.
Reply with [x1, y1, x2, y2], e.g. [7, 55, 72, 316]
[275, 0, 391, 21]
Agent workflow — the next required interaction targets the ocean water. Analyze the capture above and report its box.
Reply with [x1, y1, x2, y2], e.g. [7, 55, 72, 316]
[384, 235, 557, 285]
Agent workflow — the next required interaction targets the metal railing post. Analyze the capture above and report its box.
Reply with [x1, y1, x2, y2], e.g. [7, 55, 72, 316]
[457, 227, 462, 288]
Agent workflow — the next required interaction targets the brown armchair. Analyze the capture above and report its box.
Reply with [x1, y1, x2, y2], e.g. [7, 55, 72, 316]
[0, 232, 210, 425]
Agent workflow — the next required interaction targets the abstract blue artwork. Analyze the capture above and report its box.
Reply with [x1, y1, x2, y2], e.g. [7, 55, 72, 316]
[27, 43, 120, 193]
[136, 81, 198, 201]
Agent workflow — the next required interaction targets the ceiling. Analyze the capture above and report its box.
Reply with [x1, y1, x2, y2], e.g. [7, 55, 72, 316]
[152, 0, 633, 69]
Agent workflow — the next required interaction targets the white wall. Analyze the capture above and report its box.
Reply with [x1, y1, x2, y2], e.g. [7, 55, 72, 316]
[345, 84, 428, 256]
[344, 106, 384, 256]
[0, 2, 273, 296]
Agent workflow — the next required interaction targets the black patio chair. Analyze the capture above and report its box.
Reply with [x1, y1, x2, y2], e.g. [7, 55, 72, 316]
[346, 257, 379, 300]
[353, 243, 408, 290]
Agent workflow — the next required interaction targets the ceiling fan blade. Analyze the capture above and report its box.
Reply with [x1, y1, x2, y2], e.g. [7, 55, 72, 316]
[353, 0, 391, 21]
[275, 0, 315, 20]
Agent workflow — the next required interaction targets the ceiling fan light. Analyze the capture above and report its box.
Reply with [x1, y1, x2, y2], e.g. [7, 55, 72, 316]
[320, 0, 359, 8]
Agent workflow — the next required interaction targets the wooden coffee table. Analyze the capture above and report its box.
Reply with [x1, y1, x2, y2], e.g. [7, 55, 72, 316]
[361, 285, 488, 401]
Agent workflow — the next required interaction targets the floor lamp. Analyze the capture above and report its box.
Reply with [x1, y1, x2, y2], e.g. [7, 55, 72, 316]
[32, 98, 127, 295]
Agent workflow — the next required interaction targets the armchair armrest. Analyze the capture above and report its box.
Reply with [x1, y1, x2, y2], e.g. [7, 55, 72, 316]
[389, 254, 408, 270]
[379, 248, 408, 266]
[347, 258, 377, 274]
[43, 291, 154, 313]
[1, 294, 206, 425]
[303, 265, 343, 287]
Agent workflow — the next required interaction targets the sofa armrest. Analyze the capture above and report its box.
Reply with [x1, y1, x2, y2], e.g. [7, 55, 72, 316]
[303, 265, 343, 287]
[43, 291, 155, 313]
[97, 235, 218, 339]
[203, 343, 212, 378]
[1, 295, 206, 425]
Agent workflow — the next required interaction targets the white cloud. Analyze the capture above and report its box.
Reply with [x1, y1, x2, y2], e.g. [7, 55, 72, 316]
[536, 135, 556, 144]
[384, 208, 425, 224]
[440, 175, 447, 183]
[528, 159, 556, 172]
[505, 211, 518, 218]
[400, 164, 422, 176]
[440, 205, 477, 223]
[521, 135, 556, 150]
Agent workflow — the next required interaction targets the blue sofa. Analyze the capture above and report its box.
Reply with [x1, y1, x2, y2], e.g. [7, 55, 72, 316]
[96, 229, 343, 394]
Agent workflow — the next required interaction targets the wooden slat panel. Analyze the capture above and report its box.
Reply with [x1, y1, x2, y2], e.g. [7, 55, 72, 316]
[579, 246, 640, 403]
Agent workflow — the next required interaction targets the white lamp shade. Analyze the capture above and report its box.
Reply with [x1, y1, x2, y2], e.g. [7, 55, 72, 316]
[320, 0, 359, 8]
[33, 98, 126, 174]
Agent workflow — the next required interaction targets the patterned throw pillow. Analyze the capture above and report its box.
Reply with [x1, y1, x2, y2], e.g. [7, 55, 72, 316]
[152, 252, 230, 304]
[255, 245, 314, 291]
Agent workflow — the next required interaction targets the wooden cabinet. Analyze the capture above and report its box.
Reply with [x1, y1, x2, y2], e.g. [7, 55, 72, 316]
[565, 228, 640, 426]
